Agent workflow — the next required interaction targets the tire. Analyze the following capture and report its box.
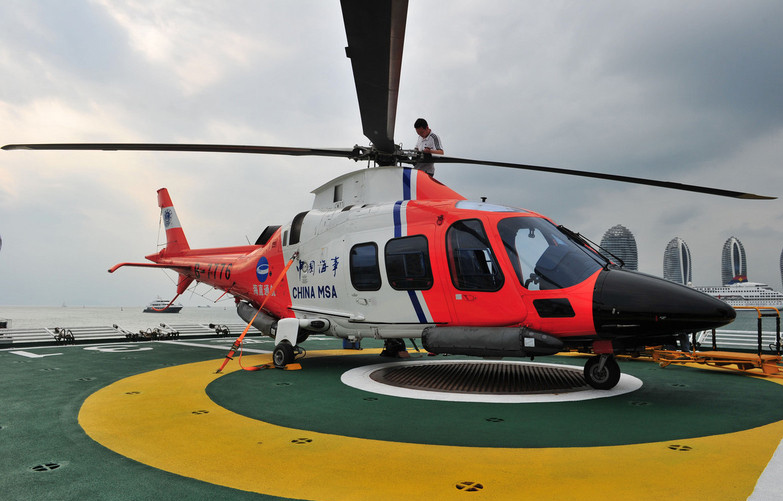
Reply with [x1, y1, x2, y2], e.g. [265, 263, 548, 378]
[380, 338, 406, 357]
[273, 342, 295, 368]
[584, 356, 621, 390]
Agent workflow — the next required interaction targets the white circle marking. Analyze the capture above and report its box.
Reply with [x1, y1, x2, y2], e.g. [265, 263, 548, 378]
[341, 359, 643, 403]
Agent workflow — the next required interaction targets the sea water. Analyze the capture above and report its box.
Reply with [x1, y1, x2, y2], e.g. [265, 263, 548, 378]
[0, 304, 239, 332]
[0, 305, 774, 333]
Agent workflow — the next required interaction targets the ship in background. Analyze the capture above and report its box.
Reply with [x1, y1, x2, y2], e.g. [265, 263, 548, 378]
[143, 297, 184, 313]
[693, 276, 783, 310]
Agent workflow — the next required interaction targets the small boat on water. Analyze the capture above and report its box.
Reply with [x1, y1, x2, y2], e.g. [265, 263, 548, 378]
[143, 297, 184, 313]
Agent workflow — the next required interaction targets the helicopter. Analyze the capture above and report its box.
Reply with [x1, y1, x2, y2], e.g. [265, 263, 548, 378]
[2, 0, 773, 389]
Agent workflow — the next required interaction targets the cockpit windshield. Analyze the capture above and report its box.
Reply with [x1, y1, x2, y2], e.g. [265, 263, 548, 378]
[497, 217, 603, 290]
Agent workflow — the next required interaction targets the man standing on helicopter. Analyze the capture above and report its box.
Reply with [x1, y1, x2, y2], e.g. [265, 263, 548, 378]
[414, 118, 443, 176]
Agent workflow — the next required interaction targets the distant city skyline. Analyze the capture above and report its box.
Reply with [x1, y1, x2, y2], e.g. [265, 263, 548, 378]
[598, 225, 783, 290]
[599, 225, 638, 271]
[663, 237, 692, 285]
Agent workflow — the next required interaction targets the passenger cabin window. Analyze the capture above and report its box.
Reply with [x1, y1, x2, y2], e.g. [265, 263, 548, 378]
[446, 219, 503, 291]
[349, 243, 381, 291]
[385, 235, 433, 290]
[497, 217, 603, 290]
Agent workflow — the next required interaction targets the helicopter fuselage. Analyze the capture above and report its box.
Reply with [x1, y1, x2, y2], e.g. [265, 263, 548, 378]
[139, 167, 735, 366]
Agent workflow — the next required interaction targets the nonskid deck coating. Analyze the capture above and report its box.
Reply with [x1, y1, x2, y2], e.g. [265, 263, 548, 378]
[208, 354, 783, 448]
[2, 337, 783, 500]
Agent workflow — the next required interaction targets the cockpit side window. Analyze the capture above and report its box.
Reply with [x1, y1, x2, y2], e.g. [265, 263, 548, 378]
[446, 219, 504, 291]
[497, 217, 602, 290]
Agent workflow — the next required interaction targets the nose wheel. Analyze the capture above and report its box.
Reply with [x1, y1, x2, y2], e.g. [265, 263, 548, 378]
[583, 355, 621, 390]
[273, 341, 296, 368]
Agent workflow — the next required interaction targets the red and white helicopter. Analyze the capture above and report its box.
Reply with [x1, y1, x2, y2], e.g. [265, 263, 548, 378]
[3, 0, 772, 389]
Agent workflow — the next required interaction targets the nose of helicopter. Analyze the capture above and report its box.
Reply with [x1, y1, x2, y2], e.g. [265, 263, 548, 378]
[592, 268, 736, 337]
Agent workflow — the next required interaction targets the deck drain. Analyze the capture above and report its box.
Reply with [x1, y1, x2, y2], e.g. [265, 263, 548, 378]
[125, 391, 141, 395]
[371, 362, 589, 394]
[291, 438, 312, 444]
[485, 417, 504, 423]
[31, 463, 61, 472]
[77, 377, 96, 382]
[192, 410, 209, 415]
[456, 481, 484, 492]
[668, 444, 692, 452]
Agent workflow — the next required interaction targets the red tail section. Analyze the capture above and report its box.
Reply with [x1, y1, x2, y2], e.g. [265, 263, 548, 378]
[155, 188, 193, 298]
[157, 188, 190, 254]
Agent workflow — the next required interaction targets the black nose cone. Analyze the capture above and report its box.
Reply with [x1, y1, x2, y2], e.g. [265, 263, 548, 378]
[593, 269, 736, 337]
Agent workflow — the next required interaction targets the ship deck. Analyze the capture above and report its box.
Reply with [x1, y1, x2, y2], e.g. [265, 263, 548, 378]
[2, 334, 783, 500]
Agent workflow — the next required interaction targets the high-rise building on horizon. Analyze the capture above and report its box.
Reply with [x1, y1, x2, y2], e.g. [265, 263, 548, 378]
[780, 248, 783, 290]
[599, 224, 638, 270]
[663, 237, 692, 285]
[721, 236, 747, 285]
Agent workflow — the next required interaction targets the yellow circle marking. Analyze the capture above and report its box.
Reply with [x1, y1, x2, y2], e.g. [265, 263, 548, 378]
[79, 352, 783, 500]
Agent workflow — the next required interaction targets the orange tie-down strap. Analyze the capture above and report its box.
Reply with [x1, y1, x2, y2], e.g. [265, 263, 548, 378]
[216, 251, 298, 373]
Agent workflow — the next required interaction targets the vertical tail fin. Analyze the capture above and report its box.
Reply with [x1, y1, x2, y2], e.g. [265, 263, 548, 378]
[157, 188, 190, 254]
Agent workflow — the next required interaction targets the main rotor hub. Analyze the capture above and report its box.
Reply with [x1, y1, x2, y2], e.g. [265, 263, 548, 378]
[348, 145, 421, 166]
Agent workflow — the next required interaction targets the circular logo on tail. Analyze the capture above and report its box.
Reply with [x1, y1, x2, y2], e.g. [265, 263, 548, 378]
[256, 257, 270, 283]
[163, 208, 173, 228]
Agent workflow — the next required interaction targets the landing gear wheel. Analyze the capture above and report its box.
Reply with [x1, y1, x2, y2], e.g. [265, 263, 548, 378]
[380, 338, 406, 357]
[273, 342, 295, 368]
[584, 355, 621, 390]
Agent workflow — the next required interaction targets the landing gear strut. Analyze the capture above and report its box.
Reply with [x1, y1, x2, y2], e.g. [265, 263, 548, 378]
[583, 354, 621, 390]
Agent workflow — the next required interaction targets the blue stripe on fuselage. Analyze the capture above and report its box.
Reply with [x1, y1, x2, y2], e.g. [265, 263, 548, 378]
[394, 171, 427, 323]
[408, 290, 427, 323]
[393, 200, 403, 238]
[402, 168, 412, 201]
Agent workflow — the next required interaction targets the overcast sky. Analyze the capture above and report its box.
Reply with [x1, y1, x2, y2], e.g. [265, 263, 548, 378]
[1, 0, 782, 307]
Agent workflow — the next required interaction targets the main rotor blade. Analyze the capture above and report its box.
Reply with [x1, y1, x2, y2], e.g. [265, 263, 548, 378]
[4, 142, 772, 199]
[340, 0, 408, 154]
[431, 155, 775, 200]
[1, 142, 358, 159]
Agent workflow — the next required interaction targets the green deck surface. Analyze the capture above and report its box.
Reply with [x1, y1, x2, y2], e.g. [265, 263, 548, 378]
[208, 354, 783, 448]
[0, 340, 290, 500]
[2, 337, 782, 500]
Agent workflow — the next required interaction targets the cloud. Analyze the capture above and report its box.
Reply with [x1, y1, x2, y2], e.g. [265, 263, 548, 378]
[1, 0, 782, 306]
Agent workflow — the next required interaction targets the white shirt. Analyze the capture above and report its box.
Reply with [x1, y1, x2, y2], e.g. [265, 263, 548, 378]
[415, 132, 443, 175]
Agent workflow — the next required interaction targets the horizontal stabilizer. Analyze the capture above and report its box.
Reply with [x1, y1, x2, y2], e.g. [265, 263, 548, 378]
[108, 262, 190, 273]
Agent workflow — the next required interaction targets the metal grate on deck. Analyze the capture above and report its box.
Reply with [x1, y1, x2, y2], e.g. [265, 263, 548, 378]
[370, 362, 589, 395]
